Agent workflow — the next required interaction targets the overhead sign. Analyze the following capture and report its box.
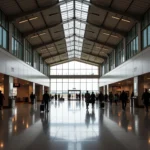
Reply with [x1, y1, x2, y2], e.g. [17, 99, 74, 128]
[13, 83, 20, 87]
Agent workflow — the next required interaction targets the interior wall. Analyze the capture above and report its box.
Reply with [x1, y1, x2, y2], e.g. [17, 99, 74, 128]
[17, 85, 30, 100]
[100, 47, 150, 87]
[0, 48, 49, 87]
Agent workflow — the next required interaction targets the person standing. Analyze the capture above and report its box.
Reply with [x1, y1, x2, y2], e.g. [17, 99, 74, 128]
[85, 91, 90, 109]
[104, 93, 108, 102]
[109, 92, 114, 106]
[43, 91, 50, 112]
[55, 94, 57, 101]
[91, 92, 96, 108]
[114, 93, 118, 106]
[30, 92, 35, 105]
[120, 90, 127, 110]
[0, 91, 5, 110]
[142, 89, 150, 112]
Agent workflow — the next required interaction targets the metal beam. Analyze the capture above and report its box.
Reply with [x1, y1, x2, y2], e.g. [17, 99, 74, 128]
[75, 34, 116, 49]
[80, 58, 100, 65]
[81, 0, 141, 22]
[33, 34, 115, 50]
[23, 18, 74, 37]
[33, 38, 65, 50]
[23, 17, 126, 38]
[8, 0, 71, 22]
[43, 50, 107, 60]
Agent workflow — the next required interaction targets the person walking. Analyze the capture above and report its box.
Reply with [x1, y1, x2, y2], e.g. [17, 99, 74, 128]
[30, 92, 35, 105]
[99, 91, 104, 108]
[109, 92, 114, 106]
[0, 91, 5, 110]
[43, 91, 50, 112]
[142, 89, 150, 112]
[114, 93, 118, 106]
[85, 91, 91, 109]
[120, 90, 127, 110]
[55, 94, 57, 101]
[91, 92, 96, 108]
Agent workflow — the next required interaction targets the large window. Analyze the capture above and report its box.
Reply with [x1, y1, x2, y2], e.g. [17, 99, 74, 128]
[51, 78, 98, 97]
[126, 24, 138, 60]
[142, 9, 150, 49]
[50, 61, 99, 75]
[34, 51, 40, 70]
[115, 40, 125, 67]
[0, 10, 8, 50]
[25, 40, 33, 66]
[109, 50, 115, 71]
[12, 25, 23, 60]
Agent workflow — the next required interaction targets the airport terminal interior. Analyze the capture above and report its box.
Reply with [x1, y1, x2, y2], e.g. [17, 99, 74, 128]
[0, 0, 150, 149]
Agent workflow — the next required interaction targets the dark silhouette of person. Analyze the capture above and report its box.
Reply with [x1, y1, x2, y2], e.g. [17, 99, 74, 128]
[85, 91, 90, 109]
[0, 91, 5, 110]
[120, 90, 128, 110]
[55, 94, 57, 101]
[99, 91, 104, 104]
[142, 89, 150, 112]
[109, 92, 114, 106]
[104, 93, 108, 102]
[91, 92, 96, 108]
[30, 92, 35, 105]
[114, 93, 118, 106]
[43, 91, 50, 112]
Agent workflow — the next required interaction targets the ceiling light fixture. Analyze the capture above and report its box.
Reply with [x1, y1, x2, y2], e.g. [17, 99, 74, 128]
[31, 35, 38, 38]
[103, 48, 108, 50]
[103, 32, 118, 38]
[122, 19, 131, 23]
[48, 47, 54, 49]
[29, 17, 38, 21]
[19, 20, 28, 24]
[112, 16, 130, 23]
[39, 33, 46, 36]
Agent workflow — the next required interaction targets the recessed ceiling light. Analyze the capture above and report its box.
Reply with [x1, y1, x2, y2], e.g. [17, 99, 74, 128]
[103, 32, 118, 38]
[31, 35, 38, 38]
[29, 17, 38, 21]
[112, 16, 120, 20]
[19, 20, 28, 24]
[103, 32, 110, 36]
[112, 16, 130, 23]
[103, 48, 108, 50]
[39, 33, 46, 36]
[96, 46, 101, 49]
[122, 19, 130, 23]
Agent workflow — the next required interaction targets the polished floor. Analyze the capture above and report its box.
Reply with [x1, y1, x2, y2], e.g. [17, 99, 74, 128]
[0, 100, 150, 150]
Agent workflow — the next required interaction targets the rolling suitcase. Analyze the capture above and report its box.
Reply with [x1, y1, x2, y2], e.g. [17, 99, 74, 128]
[40, 104, 45, 112]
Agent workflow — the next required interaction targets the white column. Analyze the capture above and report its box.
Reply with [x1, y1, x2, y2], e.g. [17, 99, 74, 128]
[4, 75, 13, 107]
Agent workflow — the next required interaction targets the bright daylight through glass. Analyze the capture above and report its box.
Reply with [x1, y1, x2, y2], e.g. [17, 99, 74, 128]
[59, 0, 90, 58]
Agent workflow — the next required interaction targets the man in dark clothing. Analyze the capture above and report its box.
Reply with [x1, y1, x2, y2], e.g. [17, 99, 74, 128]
[55, 94, 57, 101]
[91, 92, 96, 108]
[0, 91, 5, 110]
[30, 92, 35, 104]
[109, 92, 114, 106]
[120, 91, 127, 110]
[99, 91, 104, 102]
[43, 91, 50, 112]
[142, 89, 150, 112]
[85, 91, 90, 109]
[104, 93, 108, 102]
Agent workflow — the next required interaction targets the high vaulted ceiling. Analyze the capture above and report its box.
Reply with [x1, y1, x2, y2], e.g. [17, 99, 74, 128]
[0, 0, 150, 66]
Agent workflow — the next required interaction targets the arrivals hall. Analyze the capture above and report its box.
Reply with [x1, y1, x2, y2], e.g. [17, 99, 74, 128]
[0, 0, 150, 149]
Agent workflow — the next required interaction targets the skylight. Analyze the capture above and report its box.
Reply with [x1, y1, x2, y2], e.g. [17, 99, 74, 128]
[59, 0, 90, 58]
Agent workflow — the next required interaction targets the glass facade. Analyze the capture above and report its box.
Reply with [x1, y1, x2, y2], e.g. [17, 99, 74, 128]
[12, 25, 23, 60]
[109, 51, 115, 71]
[126, 24, 138, 60]
[44, 62, 48, 76]
[34, 51, 40, 71]
[0, 10, 8, 50]
[25, 40, 32, 66]
[51, 78, 98, 97]
[50, 61, 98, 75]
[142, 9, 150, 49]
[115, 40, 124, 67]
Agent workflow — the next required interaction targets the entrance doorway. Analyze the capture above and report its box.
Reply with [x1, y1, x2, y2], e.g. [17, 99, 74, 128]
[68, 90, 81, 100]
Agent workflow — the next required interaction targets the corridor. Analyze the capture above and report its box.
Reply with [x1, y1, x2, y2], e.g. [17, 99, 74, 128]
[0, 101, 150, 150]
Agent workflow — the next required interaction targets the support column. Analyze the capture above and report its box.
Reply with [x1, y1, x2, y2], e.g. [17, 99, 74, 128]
[103, 86, 105, 94]
[4, 75, 13, 107]
[106, 85, 109, 95]
[29, 82, 35, 102]
[105, 85, 107, 94]
[134, 76, 144, 107]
